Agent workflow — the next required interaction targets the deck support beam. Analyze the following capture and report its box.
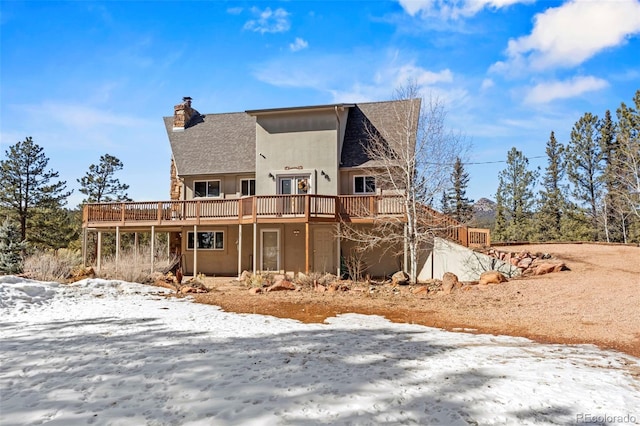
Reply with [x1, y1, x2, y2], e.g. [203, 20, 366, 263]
[403, 223, 408, 273]
[336, 223, 341, 278]
[82, 228, 88, 268]
[252, 223, 257, 274]
[115, 226, 120, 278]
[150, 226, 155, 273]
[97, 231, 102, 272]
[238, 224, 243, 277]
[305, 222, 310, 274]
[193, 225, 198, 276]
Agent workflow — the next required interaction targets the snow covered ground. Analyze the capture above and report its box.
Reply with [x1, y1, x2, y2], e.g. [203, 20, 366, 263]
[1, 276, 639, 426]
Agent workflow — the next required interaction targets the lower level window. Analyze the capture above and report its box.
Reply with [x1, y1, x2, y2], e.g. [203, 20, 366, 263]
[187, 231, 224, 250]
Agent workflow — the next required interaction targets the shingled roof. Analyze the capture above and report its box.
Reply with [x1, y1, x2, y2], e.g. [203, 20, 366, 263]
[163, 111, 256, 176]
[165, 98, 420, 175]
[341, 98, 421, 168]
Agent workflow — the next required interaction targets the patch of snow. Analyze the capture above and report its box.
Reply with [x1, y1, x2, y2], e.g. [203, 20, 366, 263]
[0, 277, 638, 425]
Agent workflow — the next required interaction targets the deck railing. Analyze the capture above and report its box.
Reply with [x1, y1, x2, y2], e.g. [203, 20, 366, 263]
[82, 195, 490, 247]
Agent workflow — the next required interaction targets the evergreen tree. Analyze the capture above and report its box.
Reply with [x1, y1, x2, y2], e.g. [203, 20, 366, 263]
[535, 131, 567, 241]
[566, 112, 603, 241]
[598, 110, 625, 242]
[78, 154, 130, 203]
[29, 207, 80, 250]
[0, 137, 72, 241]
[494, 147, 538, 241]
[445, 157, 474, 223]
[0, 217, 26, 274]
[440, 190, 450, 215]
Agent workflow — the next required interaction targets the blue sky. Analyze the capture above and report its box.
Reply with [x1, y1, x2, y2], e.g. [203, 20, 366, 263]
[1, 0, 639, 207]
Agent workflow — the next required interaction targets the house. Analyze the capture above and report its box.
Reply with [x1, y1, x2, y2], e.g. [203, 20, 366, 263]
[81, 97, 489, 278]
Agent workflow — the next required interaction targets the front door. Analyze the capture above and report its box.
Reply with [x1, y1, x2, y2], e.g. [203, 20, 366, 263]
[313, 228, 335, 273]
[278, 175, 309, 214]
[261, 229, 280, 271]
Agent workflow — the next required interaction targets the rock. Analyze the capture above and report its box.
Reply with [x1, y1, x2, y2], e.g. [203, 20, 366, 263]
[249, 287, 262, 294]
[442, 272, 459, 294]
[239, 270, 252, 282]
[411, 286, 428, 295]
[315, 284, 326, 293]
[392, 271, 410, 285]
[517, 257, 533, 269]
[267, 279, 296, 292]
[175, 268, 183, 284]
[478, 270, 508, 285]
[67, 267, 96, 282]
[273, 274, 286, 282]
[509, 257, 519, 266]
[180, 286, 194, 294]
[534, 262, 568, 275]
[461, 285, 474, 292]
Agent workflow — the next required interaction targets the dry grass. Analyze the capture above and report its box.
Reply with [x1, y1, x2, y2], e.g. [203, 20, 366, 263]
[23, 249, 83, 282]
[96, 244, 176, 283]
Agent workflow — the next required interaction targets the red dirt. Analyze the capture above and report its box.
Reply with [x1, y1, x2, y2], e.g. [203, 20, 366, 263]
[186, 243, 640, 357]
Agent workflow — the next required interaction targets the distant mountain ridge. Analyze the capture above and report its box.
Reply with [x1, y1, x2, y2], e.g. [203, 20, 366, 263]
[471, 197, 496, 228]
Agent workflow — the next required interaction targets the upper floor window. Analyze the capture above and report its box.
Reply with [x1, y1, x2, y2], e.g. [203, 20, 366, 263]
[241, 179, 255, 196]
[354, 175, 375, 194]
[194, 180, 220, 198]
[187, 231, 224, 250]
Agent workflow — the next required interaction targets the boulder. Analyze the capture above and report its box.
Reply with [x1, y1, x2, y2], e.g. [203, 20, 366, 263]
[249, 287, 262, 294]
[442, 272, 459, 294]
[534, 262, 568, 275]
[267, 279, 296, 292]
[478, 270, 508, 285]
[392, 271, 410, 286]
[239, 270, 252, 282]
[315, 284, 327, 293]
[517, 257, 533, 269]
[411, 286, 428, 295]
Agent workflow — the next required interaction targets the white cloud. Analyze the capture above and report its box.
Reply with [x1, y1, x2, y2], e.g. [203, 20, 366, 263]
[397, 0, 532, 19]
[243, 7, 290, 34]
[289, 37, 309, 52]
[495, 0, 640, 72]
[227, 7, 243, 15]
[524, 76, 609, 104]
[481, 78, 494, 90]
[393, 64, 453, 87]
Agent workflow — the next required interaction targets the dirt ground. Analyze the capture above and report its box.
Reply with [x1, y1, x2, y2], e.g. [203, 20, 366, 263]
[186, 243, 640, 358]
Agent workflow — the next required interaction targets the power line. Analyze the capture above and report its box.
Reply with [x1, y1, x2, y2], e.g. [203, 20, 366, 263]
[425, 156, 546, 166]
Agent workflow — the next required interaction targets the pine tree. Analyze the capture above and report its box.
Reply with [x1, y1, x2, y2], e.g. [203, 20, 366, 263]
[535, 131, 567, 241]
[445, 157, 474, 223]
[494, 147, 538, 241]
[566, 113, 604, 241]
[29, 207, 80, 250]
[0, 137, 72, 241]
[78, 154, 131, 203]
[0, 217, 26, 274]
[598, 110, 626, 242]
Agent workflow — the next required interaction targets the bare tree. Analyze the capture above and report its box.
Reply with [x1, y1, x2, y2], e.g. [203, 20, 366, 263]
[340, 82, 467, 283]
[613, 92, 640, 220]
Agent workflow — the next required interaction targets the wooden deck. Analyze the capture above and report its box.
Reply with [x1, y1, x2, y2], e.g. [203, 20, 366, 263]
[82, 195, 490, 247]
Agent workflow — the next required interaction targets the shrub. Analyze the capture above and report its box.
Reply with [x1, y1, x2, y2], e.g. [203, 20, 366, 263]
[23, 249, 82, 282]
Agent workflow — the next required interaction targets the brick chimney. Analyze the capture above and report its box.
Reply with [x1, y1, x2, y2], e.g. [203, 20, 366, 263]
[172, 96, 193, 131]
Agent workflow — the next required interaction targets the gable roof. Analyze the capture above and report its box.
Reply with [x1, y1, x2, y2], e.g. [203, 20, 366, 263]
[164, 111, 256, 176]
[164, 98, 421, 176]
[341, 98, 421, 168]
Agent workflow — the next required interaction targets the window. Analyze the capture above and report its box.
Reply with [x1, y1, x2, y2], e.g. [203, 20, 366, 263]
[187, 231, 224, 250]
[241, 179, 255, 196]
[194, 180, 220, 198]
[354, 176, 376, 194]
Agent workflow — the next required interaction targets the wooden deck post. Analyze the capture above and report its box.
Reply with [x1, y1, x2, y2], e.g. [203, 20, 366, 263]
[193, 225, 198, 276]
[150, 226, 155, 273]
[252, 222, 257, 274]
[134, 232, 138, 269]
[403, 223, 408, 273]
[238, 224, 243, 277]
[96, 231, 102, 272]
[305, 222, 310, 274]
[336, 223, 341, 278]
[82, 228, 88, 268]
[115, 226, 120, 278]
